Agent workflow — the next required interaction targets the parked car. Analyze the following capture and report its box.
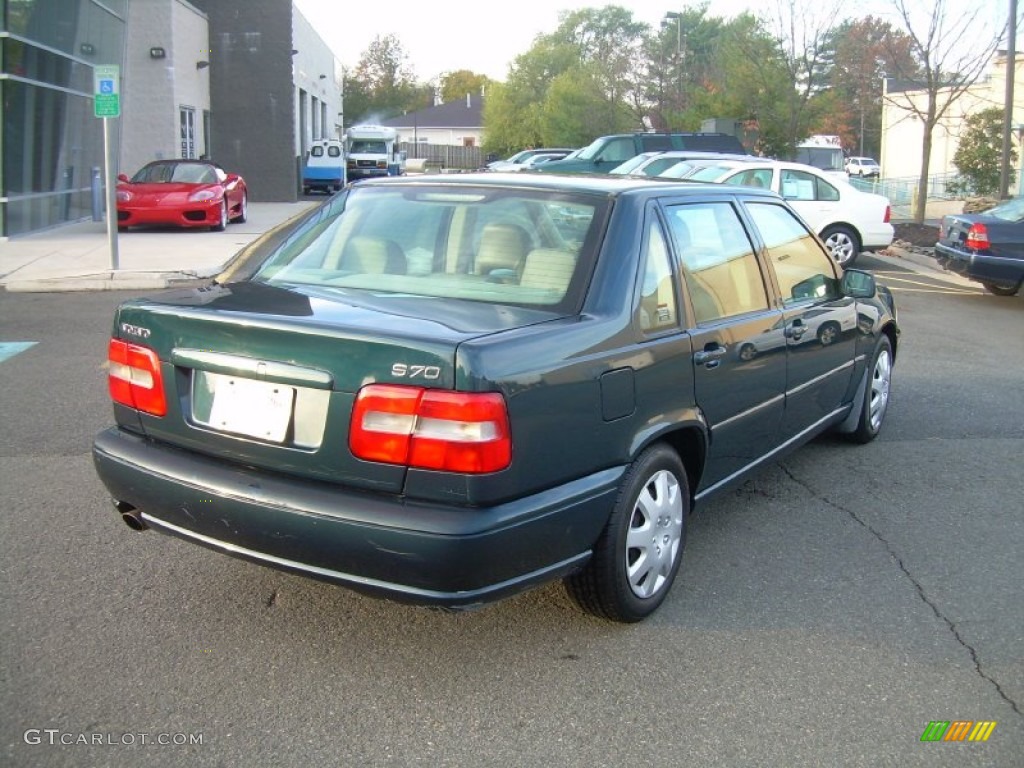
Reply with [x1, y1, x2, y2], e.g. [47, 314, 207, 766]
[935, 197, 1024, 295]
[610, 150, 757, 177]
[681, 159, 893, 267]
[539, 132, 748, 174]
[845, 157, 881, 178]
[93, 173, 898, 623]
[116, 160, 248, 231]
[486, 148, 576, 171]
[510, 152, 573, 171]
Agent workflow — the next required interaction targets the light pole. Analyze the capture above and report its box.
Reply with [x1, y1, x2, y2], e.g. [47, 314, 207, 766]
[663, 11, 684, 116]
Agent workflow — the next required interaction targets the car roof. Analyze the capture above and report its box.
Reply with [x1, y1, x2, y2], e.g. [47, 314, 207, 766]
[355, 170, 781, 200]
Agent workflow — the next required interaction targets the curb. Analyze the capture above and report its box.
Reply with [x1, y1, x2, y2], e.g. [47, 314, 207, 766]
[2, 270, 215, 293]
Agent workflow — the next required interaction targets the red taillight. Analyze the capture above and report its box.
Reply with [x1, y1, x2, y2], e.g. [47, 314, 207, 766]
[107, 339, 167, 417]
[350, 384, 511, 473]
[883, 205, 891, 223]
[966, 223, 990, 250]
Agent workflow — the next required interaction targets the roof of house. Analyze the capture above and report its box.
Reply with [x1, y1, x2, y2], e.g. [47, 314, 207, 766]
[379, 95, 484, 130]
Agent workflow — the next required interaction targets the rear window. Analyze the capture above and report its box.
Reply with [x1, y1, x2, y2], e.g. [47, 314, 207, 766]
[253, 185, 608, 311]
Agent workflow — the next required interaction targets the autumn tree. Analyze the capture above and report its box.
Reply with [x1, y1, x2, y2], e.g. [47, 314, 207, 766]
[882, 0, 1001, 222]
[823, 17, 916, 157]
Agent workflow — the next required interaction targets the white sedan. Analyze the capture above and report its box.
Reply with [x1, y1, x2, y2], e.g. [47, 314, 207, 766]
[681, 159, 894, 267]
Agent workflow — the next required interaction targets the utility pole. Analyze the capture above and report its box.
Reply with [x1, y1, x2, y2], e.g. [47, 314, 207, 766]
[999, 0, 1017, 198]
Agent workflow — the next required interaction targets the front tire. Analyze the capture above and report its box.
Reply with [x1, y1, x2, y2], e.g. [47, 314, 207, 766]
[821, 225, 861, 268]
[233, 191, 248, 223]
[981, 280, 1021, 296]
[847, 335, 893, 444]
[565, 444, 688, 622]
[211, 199, 228, 231]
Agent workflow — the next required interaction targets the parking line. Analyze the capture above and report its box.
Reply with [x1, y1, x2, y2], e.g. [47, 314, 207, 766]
[0, 342, 38, 362]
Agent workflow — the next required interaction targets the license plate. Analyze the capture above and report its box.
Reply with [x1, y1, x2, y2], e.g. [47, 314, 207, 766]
[207, 375, 295, 442]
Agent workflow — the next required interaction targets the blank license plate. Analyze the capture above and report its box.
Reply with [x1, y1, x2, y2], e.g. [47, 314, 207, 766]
[207, 375, 295, 442]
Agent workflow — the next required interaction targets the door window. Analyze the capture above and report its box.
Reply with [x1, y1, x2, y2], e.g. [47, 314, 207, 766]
[665, 202, 769, 324]
[746, 203, 840, 305]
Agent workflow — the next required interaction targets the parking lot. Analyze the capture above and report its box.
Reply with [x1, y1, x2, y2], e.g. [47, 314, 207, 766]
[1, 253, 1021, 767]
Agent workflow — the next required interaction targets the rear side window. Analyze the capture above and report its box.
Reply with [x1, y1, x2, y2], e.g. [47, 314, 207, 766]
[641, 135, 673, 152]
[746, 202, 839, 305]
[780, 170, 839, 202]
[636, 220, 678, 332]
[664, 202, 769, 324]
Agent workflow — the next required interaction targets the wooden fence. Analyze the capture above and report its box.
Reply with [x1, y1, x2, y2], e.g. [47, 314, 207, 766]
[399, 143, 485, 170]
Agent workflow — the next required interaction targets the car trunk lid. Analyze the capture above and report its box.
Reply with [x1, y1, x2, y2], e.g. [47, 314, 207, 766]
[110, 280, 561, 494]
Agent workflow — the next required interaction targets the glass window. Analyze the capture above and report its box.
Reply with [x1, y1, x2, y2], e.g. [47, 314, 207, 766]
[636, 220, 678, 332]
[746, 202, 839, 305]
[780, 169, 838, 202]
[596, 137, 636, 163]
[722, 169, 772, 189]
[665, 202, 769, 324]
[253, 186, 606, 313]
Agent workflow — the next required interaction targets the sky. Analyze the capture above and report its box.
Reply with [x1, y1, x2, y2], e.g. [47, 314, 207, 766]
[293, 0, 1009, 83]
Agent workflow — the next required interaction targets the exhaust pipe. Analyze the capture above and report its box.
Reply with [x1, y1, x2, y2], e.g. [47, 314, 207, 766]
[114, 500, 148, 531]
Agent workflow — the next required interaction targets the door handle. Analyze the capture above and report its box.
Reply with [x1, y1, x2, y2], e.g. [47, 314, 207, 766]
[694, 346, 727, 364]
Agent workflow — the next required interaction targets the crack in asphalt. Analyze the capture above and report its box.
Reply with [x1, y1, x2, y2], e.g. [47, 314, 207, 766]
[778, 462, 1022, 719]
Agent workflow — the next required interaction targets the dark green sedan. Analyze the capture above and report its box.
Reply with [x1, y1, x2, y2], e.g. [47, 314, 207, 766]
[93, 173, 898, 622]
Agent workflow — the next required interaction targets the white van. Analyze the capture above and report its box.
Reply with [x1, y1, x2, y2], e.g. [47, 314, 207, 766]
[303, 139, 345, 194]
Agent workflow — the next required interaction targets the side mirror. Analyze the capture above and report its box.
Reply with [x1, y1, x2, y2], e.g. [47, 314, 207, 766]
[117, 173, 129, 182]
[840, 268, 876, 299]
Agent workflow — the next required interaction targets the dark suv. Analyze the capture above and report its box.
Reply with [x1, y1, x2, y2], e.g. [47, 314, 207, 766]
[540, 132, 748, 174]
[93, 173, 898, 622]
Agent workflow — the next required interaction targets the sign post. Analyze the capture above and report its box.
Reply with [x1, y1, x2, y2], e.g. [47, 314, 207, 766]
[94, 65, 121, 270]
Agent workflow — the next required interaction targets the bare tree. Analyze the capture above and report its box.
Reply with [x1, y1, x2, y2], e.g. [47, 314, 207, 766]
[757, 0, 849, 148]
[882, 0, 1002, 222]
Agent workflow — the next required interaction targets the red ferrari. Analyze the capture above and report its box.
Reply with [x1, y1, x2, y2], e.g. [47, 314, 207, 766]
[116, 160, 248, 231]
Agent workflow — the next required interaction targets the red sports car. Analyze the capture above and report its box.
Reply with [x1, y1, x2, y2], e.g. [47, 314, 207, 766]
[116, 160, 248, 231]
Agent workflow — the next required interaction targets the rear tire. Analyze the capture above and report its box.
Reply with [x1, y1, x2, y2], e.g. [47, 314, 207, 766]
[565, 444, 688, 622]
[821, 225, 861, 268]
[982, 280, 1021, 296]
[847, 335, 893, 444]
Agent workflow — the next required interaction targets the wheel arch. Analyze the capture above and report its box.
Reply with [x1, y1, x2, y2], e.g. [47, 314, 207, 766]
[631, 421, 707, 508]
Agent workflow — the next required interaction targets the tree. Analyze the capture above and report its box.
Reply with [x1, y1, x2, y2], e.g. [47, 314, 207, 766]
[824, 17, 917, 157]
[743, 0, 849, 154]
[439, 70, 492, 104]
[346, 34, 420, 124]
[950, 108, 1017, 196]
[882, 0, 1001, 222]
[483, 6, 650, 153]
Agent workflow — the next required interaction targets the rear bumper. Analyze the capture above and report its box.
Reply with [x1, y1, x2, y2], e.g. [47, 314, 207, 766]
[861, 223, 894, 251]
[934, 243, 1024, 286]
[92, 427, 620, 608]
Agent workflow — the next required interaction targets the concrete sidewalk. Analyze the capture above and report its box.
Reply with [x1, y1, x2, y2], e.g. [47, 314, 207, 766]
[0, 202, 317, 293]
